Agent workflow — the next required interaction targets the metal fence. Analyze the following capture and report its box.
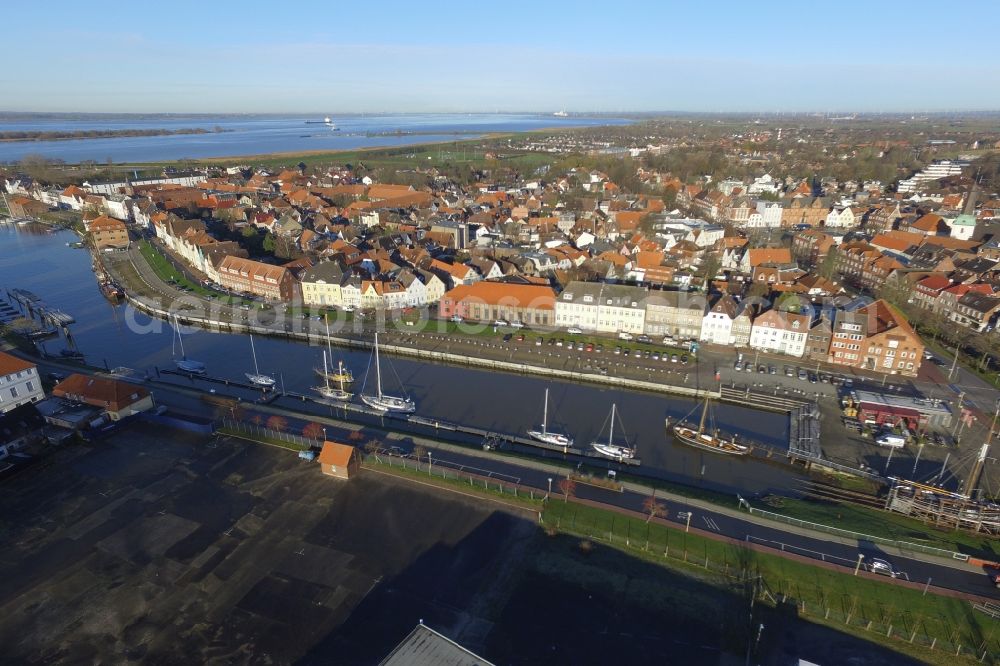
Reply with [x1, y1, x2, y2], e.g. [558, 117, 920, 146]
[745, 505, 970, 562]
[365, 447, 545, 505]
[546, 504, 996, 663]
[219, 418, 313, 449]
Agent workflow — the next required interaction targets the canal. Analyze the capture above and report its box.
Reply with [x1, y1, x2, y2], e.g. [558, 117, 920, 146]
[0, 222, 804, 495]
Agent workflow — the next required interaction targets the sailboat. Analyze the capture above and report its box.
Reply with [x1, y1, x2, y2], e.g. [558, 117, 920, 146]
[591, 403, 636, 461]
[360, 332, 415, 413]
[315, 314, 353, 383]
[172, 315, 206, 374]
[245, 333, 276, 388]
[313, 350, 352, 401]
[527, 388, 573, 448]
[670, 393, 748, 456]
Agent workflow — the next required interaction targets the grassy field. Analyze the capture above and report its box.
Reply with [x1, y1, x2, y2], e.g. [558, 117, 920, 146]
[542, 499, 998, 663]
[358, 457, 998, 664]
[135, 240, 255, 307]
[750, 496, 1000, 560]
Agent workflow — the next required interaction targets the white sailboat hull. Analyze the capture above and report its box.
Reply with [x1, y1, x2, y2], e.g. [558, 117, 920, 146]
[313, 385, 352, 401]
[246, 373, 276, 388]
[591, 442, 636, 460]
[362, 394, 415, 413]
[527, 430, 573, 448]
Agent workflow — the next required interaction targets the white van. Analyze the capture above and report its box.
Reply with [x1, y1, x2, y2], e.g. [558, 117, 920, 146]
[875, 433, 906, 448]
[618, 332, 634, 341]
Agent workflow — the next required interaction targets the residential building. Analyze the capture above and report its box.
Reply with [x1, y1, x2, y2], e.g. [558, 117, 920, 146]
[748, 309, 809, 357]
[300, 261, 346, 308]
[730, 303, 756, 347]
[828, 300, 923, 376]
[951, 291, 1000, 332]
[643, 291, 706, 340]
[700, 295, 738, 345]
[51, 374, 155, 420]
[805, 317, 833, 362]
[0, 352, 44, 413]
[0, 403, 45, 459]
[554, 282, 647, 334]
[216, 255, 297, 301]
[438, 282, 557, 327]
[88, 215, 130, 249]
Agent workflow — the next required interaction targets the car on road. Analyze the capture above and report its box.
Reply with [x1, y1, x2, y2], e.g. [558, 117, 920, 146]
[864, 557, 897, 578]
[987, 569, 1000, 589]
[566, 327, 583, 335]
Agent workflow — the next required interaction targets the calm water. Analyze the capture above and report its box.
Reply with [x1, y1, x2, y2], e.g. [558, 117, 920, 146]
[0, 224, 800, 494]
[0, 113, 628, 163]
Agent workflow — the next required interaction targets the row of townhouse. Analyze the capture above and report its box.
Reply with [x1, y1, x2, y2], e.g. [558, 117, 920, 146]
[300, 261, 446, 310]
[700, 294, 923, 375]
[912, 274, 1000, 332]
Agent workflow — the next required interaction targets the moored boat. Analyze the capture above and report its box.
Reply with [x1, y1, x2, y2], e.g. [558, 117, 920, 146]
[360, 332, 415, 413]
[590, 403, 636, 461]
[527, 388, 573, 448]
[669, 393, 748, 456]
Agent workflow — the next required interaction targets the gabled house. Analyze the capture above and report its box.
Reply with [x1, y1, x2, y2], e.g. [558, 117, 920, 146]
[700, 294, 738, 345]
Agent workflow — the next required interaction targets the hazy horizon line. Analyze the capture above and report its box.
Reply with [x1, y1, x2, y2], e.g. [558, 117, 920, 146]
[3, 109, 1000, 117]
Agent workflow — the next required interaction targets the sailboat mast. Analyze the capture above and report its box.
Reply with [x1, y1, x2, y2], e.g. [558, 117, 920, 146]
[339, 361, 346, 392]
[175, 316, 186, 359]
[373, 333, 383, 398]
[250, 334, 261, 375]
[542, 388, 549, 435]
[323, 351, 330, 390]
[609, 403, 616, 445]
[698, 394, 710, 435]
[324, 313, 333, 364]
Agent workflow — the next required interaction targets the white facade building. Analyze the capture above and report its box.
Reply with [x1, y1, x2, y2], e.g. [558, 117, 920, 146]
[0, 353, 44, 413]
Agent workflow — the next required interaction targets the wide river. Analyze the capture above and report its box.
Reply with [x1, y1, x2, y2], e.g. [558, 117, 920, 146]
[0, 223, 801, 495]
[0, 113, 628, 163]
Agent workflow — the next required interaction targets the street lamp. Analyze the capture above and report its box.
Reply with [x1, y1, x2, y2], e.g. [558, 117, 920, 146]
[547, 477, 553, 498]
[427, 450, 432, 474]
[321, 427, 327, 441]
[854, 553, 865, 576]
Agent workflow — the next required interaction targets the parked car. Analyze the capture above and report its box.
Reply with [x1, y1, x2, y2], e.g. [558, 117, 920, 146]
[618, 332, 634, 341]
[494, 319, 509, 327]
[637, 334, 652, 344]
[535, 337, 543, 346]
[784, 366, 794, 377]
[758, 364, 767, 374]
[797, 369, 808, 380]
[567, 327, 583, 335]
[768, 366, 776, 375]
[450, 314, 463, 322]
[510, 321, 524, 329]
[865, 557, 897, 578]
[875, 433, 906, 448]
[681, 355, 689, 364]
[986, 569, 1000, 589]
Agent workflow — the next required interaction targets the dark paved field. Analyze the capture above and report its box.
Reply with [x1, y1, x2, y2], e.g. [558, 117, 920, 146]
[0, 423, 925, 665]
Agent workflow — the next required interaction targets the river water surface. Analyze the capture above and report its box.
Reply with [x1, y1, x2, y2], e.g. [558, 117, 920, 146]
[0, 223, 802, 495]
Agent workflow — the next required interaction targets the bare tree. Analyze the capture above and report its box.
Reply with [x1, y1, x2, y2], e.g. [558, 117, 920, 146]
[558, 477, 577, 503]
[265, 415, 288, 432]
[412, 444, 427, 462]
[302, 422, 324, 440]
[643, 492, 667, 523]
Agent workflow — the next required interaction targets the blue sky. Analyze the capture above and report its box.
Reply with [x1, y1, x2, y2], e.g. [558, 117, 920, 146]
[3, 0, 999, 113]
